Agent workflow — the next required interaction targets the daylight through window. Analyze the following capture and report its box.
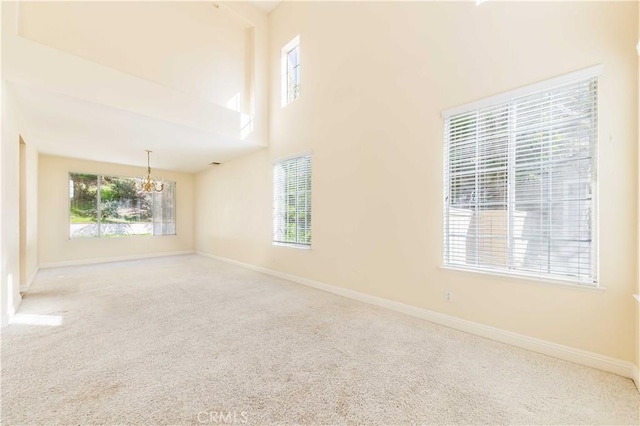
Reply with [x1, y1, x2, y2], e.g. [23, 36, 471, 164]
[69, 173, 176, 238]
[443, 67, 600, 284]
[273, 154, 312, 247]
[281, 35, 300, 106]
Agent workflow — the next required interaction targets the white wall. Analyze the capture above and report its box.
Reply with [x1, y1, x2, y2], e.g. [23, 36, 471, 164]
[1, 82, 23, 325]
[2, 1, 270, 172]
[196, 1, 639, 363]
[636, 2, 640, 382]
[19, 137, 38, 291]
[18, 1, 248, 109]
[38, 155, 194, 266]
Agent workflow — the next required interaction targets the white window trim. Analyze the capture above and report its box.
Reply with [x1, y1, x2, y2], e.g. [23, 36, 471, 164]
[273, 242, 312, 250]
[442, 66, 602, 286]
[440, 265, 606, 293]
[68, 171, 177, 240]
[272, 150, 312, 165]
[281, 35, 300, 107]
[272, 151, 312, 249]
[442, 64, 603, 119]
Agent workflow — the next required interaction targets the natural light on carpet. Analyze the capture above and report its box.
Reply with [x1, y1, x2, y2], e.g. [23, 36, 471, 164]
[10, 314, 64, 327]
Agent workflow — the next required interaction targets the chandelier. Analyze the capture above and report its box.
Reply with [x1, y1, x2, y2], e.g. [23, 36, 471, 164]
[137, 150, 164, 193]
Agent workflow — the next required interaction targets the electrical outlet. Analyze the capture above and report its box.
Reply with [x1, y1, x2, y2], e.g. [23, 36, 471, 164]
[445, 291, 453, 302]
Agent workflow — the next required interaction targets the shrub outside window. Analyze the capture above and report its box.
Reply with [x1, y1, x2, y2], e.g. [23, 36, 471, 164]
[69, 173, 176, 238]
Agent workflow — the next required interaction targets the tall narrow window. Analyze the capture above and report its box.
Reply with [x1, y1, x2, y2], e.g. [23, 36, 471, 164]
[273, 154, 312, 247]
[281, 35, 300, 106]
[443, 67, 600, 285]
[69, 173, 176, 238]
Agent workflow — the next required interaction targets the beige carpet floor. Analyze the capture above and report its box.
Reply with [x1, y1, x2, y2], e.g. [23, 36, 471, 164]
[1, 254, 639, 425]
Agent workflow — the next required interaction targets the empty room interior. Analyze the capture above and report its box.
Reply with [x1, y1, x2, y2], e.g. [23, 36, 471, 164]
[2, 0, 640, 424]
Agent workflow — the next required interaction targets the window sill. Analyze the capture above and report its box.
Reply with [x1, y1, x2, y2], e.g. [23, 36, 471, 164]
[440, 265, 605, 293]
[69, 234, 177, 240]
[272, 242, 311, 250]
[281, 97, 300, 108]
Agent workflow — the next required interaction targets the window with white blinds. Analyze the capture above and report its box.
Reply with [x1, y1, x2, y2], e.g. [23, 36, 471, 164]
[443, 67, 600, 285]
[273, 154, 312, 247]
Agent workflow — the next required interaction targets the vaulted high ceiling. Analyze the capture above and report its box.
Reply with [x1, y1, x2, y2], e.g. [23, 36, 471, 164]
[2, 1, 269, 172]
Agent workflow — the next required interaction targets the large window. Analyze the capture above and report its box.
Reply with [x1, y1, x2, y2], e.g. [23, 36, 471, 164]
[281, 35, 300, 106]
[69, 173, 176, 238]
[273, 154, 312, 247]
[443, 67, 600, 285]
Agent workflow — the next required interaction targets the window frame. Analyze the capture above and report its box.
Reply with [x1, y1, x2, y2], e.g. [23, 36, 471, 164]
[68, 171, 177, 239]
[281, 35, 301, 107]
[272, 152, 312, 249]
[441, 65, 602, 286]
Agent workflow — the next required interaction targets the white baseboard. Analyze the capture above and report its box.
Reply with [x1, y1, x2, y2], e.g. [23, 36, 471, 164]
[3, 293, 24, 327]
[9, 293, 22, 317]
[197, 251, 637, 381]
[1, 289, 23, 328]
[632, 364, 639, 391]
[39, 250, 195, 269]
